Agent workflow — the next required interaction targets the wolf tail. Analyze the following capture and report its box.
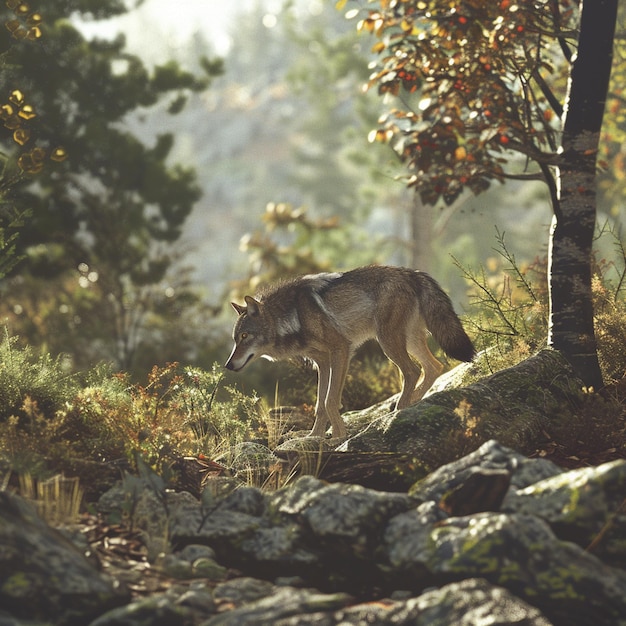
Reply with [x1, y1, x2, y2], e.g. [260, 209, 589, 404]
[414, 271, 475, 362]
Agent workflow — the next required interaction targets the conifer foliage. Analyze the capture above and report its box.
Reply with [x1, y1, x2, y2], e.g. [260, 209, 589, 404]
[0, 1, 222, 371]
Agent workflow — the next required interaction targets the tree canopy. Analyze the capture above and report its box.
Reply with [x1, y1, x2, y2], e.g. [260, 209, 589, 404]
[0, 0, 222, 371]
[343, 0, 577, 205]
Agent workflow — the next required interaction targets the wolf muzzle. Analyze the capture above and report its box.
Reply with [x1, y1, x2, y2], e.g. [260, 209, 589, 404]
[224, 351, 254, 372]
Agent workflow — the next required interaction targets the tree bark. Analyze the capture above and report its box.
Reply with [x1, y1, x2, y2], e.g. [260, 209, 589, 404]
[409, 191, 433, 271]
[548, 0, 618, 390]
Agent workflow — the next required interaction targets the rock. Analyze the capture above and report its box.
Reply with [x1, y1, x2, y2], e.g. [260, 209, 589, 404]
[404, 578, 552, 626]
[3, 345, 626, 626]
[339, 350, 584, 466]
[217, 485, 267, 517]
[171, 503, 263, 548]
[0, 492, 128, 626]
[211, 576, 277, 607]
[88, 592, 194, 626]
[271, 579, 553, 625]
[178, 544, 217, 562]
[195, 577, 552, 625]
[409, 440, 562, 502]
[191, 558, 228, 581]
[438, 467, 512, 516]
[157, 553, 194, 579]
[175, 586, 216, 616]
[274, 448, 419, 492]
[382, 510, 626, 625]
[216, 442, 279, 485]
[156, 548, 227, 582]
[261, 476, 414, 590]
[503, 458, 626, 566]
[204, 585, 353, 625]
[104, 486, 203, 561]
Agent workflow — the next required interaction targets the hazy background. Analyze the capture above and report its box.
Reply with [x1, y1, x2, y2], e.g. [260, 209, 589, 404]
[9, 0, 624, 390]
[74, 0, 553, 307]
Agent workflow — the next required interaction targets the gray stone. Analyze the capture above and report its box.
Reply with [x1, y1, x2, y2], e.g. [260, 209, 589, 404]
[503, 459, 626, 566]
[203, 586, 352, 625]
[178, 544, 217, 562]
[272, 579, 553, 625]
[191, 557, 228, 580]
[0, 492, 128, 625]
[409, 439, 562, 503]
[211, 577, 276, 608]
[170, 499, 263, 548]
[382, 510, 626, 625]
[88, 593, 190, 626]
[217, 485, 266, 516]
[175, 588, 216, 615]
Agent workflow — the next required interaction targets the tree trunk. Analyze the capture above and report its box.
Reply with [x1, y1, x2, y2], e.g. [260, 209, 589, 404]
[409, 190, 433, 271]
[548, 0, 618, 390]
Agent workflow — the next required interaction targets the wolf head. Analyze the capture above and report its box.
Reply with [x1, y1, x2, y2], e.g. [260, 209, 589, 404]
[225, 296, 269, 372]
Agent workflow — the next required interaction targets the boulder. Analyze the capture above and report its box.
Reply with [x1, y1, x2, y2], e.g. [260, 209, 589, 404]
[339, 350, 583, 467]
[204, 578, 552, 626]
[4, 441, 626, 625]
[503, 458, 626, 567]
[0, 492, 128, 625]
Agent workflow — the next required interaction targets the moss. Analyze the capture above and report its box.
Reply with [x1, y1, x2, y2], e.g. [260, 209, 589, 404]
[1, 570, 31, 597]
[534, 566, 586, 601]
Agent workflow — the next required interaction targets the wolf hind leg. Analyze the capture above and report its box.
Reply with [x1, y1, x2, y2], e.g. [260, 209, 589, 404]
[407, 330, 444, 403]
[377, 329, 422, 410]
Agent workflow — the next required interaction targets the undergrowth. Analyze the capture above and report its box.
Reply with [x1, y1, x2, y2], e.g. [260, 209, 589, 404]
[456, 225, 626, 383]
[0, 353, 264, 499]
[445, 225, 626, 468]
[1, 224, 625, 506]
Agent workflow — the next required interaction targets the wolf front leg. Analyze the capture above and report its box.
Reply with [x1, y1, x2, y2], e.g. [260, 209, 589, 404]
[308, 344, 350, 439]
[309, 353, 331, 437]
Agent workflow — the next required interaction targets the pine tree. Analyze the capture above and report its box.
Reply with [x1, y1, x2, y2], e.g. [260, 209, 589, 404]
[0, 0, 222, 371]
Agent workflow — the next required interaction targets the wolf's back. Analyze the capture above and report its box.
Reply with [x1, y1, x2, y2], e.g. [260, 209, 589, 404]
[414, 272, 475, 362]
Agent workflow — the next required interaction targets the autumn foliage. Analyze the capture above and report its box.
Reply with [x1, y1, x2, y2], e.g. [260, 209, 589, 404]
[341, 0, 578, 205]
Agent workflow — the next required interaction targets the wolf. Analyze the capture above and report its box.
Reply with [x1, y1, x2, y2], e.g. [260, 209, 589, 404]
[225, 265, 475, 439]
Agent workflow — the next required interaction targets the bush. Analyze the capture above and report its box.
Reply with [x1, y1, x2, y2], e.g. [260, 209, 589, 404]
[0, 345, 262, 493]
[0, 331, 78, 423]
[60, 362, 262, 477]
[455, 227, 626, 383]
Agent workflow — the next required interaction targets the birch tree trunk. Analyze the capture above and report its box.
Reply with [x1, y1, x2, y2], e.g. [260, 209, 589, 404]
[548, 0, 618, 390]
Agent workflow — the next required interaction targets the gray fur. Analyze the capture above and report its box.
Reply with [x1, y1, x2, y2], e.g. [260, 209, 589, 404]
[226, 266, 474, 439]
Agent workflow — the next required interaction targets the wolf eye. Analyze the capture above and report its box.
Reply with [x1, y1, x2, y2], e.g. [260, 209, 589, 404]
[241, 332, 248, 340]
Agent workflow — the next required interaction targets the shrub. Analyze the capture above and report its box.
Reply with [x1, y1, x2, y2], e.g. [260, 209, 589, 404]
[0, 347, 262, 494]
[61, 362, 262, 477]
[0, 330, 78, 423]
[455, 226, 626, 383]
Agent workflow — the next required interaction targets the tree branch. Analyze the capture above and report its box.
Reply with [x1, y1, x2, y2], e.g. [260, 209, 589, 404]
[531, 68, 564, 118]
[549, 0, 574, 63]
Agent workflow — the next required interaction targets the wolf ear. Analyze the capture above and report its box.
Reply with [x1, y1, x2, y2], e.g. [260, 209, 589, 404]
[231, 301, 246, 316]
[244, 295, 262, 316]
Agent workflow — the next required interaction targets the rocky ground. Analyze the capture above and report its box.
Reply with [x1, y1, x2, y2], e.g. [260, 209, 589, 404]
[2, 438, 626, 626]
[1, 350, 625, 626]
